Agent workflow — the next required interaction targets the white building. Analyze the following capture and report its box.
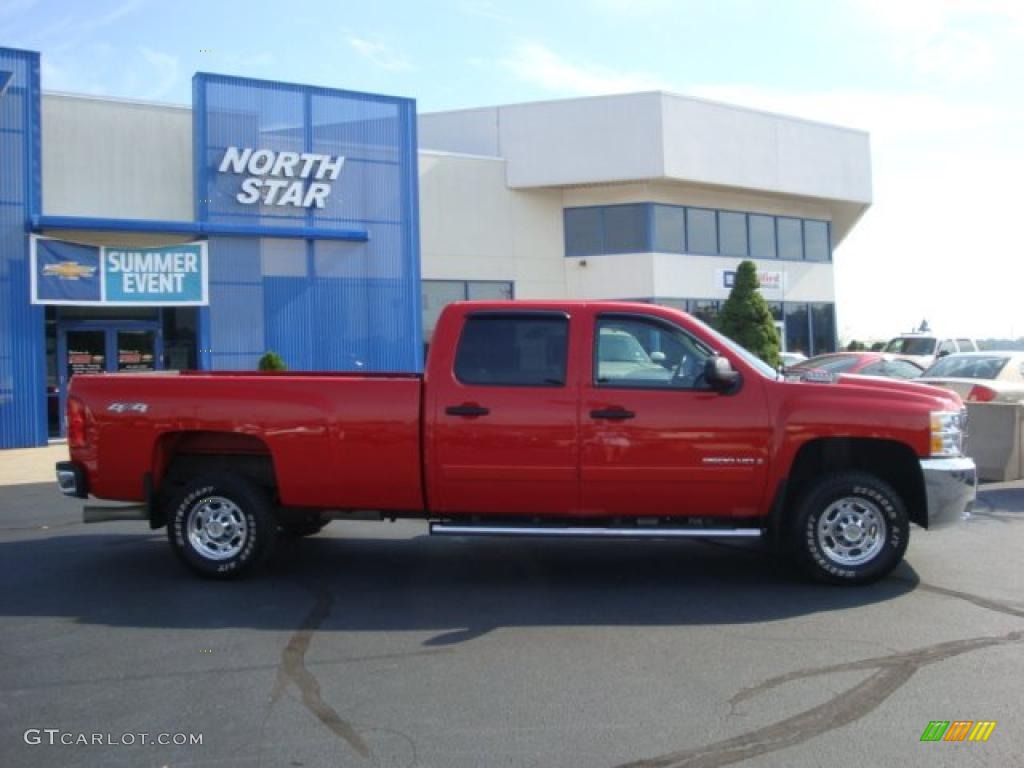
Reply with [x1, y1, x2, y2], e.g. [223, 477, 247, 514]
[418, 90, 871, 355]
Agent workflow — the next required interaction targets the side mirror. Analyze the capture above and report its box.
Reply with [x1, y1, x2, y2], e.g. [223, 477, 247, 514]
[937, 349, 950, 358]
[650, 351, 667, 363]
[704, 355, 740, 391]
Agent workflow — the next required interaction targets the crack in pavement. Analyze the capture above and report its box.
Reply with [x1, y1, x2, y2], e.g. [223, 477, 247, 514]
[616, 629, 1023, 768]
[268, 585, 372, 760]
[616, 579, 1024, 768]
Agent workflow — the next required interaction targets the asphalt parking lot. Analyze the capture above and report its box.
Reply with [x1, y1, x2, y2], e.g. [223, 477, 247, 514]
[0, 453, 1022, 767]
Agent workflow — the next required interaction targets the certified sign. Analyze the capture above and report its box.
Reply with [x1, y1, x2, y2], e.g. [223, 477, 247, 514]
[31, 237, 208, 306]
[718, 269, 785, 294]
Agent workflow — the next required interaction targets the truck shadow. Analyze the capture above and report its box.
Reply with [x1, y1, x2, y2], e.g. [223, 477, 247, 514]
[0, 523, 921, 642]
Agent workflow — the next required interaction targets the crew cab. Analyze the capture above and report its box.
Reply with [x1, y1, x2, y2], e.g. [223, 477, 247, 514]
[56, 301, 977, 584]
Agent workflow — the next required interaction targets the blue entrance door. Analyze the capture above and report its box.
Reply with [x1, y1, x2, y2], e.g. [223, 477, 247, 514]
[56, 321, 163, 436]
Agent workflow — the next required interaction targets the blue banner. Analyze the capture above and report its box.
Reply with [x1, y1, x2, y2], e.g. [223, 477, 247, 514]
[31, 237, 208, 305]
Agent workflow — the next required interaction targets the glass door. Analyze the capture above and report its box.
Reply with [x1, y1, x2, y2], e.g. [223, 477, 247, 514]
[116, 329, 157, 372]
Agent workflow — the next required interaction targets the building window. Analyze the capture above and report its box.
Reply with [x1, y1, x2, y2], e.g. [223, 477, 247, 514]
[422, 280, 514, 343]
[749, 214, 776, 259]
[718, 211, 747, 257]
[777, 217, 803, 261]
[652, 205, 685, 253]
[810, 303, 836, 354]
[563, 204, 830, 262]
[564, 208, 604, 257]
[603, 204, 648, 253]
[689, 299, 721, 326]
[803, 220, 830, 262]
[686, 208, 717, 254]
[785, 303, 810, 356]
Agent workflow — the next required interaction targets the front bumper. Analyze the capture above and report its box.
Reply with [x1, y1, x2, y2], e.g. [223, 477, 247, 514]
[55, 461, 88, 499]
[920, 457, 976, 528]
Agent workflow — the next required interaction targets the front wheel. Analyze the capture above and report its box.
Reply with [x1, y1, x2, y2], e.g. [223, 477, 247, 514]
[166, 473, 276, 579]
[791, 471, 909, 585]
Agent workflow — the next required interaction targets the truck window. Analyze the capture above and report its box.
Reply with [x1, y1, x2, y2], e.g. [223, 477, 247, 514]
[956, 338, 976, 352]
[454, 314, 569, 387]
[595, 315, 713, 389]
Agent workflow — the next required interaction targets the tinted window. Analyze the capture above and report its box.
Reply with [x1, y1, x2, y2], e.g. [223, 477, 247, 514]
[564, 208, 603, 256]
[777, 217, 803, 260]
[466, 281, 513, 300]
[785, 303, 809, 356]
[749, 214, 776, 258]
[689, 299, 721, 327]
[811, 303, 836, 355]
[422, 281, 466, 342]
[604, 205, 648, 253]
[718, 211, 747, 256]
[652, 205, 685, 253]
[686, 208, 717, 254]
[596, 316, 713, 389]
[884, 337, 936, 356]
[803, 220, 830, 261]
[455, 315, 569, 387]
[924, 355, 1009, 380]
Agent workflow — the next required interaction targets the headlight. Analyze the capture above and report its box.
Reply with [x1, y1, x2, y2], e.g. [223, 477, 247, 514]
[930, 409, 966, 457]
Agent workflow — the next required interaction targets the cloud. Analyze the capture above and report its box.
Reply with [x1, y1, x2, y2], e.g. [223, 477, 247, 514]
[498, 41, 669, 96]
[459, 0, 515, 24]
[346, 35, 413, 72]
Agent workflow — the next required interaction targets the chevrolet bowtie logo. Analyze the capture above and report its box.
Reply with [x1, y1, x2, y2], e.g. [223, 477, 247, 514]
[43, 261, 97, 280]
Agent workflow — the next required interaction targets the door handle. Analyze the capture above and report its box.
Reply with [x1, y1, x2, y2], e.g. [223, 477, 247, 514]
[590, 408, 635, 420]
[445, 404, 490, 417]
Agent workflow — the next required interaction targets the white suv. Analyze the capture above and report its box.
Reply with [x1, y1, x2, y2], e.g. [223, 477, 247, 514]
[884, 334, 978, 369]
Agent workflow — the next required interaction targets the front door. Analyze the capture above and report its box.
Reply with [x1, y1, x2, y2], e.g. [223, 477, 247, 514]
[57, 322, 163, 435]
[580, 311, 772, 519]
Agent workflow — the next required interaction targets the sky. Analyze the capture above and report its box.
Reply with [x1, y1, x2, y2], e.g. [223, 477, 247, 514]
[3, 0, 1023, 341]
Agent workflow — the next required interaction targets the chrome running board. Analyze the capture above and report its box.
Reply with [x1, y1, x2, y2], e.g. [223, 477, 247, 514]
[429, 523, 762, 539]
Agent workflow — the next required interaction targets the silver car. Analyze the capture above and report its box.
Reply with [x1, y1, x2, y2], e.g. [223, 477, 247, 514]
[919, 351, 1024, 403]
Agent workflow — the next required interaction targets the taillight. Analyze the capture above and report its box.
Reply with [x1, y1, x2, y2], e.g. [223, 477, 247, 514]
[967, 385, 996, 402]
[67, 396, 88, 449]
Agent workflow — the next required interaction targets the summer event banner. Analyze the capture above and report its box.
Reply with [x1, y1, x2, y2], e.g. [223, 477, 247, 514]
[30, 236, 208, 306]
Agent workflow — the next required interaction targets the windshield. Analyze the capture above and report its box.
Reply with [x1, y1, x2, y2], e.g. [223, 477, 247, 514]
[885, 337, 936, 355]
[923, 355, 1009, 379]
[793, 355, 864, 374]
[688, 316, 780, 380]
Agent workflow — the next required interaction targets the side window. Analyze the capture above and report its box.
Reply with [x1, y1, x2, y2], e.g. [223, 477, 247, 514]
[858, 362, 884, 376]
[956, 338, 976, 352]
[454, 314, 568, 387]
[595, 315, 713, 390]
[938, 339, 956, 356]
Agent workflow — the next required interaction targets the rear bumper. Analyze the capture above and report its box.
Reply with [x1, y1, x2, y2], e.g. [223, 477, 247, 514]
[55, 461, 88, 499]
[920, 457, 976, 528]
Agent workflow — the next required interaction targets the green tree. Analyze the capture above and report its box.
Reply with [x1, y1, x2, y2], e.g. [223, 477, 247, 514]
[870, 341, 886, 352]
[717, 261, 781, 368]
[258, 351, 287, 371]
[847, 340, 866, 351]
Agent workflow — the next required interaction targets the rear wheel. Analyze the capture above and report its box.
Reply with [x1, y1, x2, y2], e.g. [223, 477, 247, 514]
[791, 471, 909, 585]
[166, 473, 276, 578]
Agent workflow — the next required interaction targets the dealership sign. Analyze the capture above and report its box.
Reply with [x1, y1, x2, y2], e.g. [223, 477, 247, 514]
[218, 146, 345, 208]
[31, 236, 208, 306]
[717, 269, 785, 294]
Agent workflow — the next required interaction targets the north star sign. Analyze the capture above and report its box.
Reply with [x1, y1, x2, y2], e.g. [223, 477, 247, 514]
[217, 146, 345, 208]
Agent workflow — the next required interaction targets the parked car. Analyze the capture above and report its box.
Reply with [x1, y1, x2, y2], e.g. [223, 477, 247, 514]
[884, 334, 978, 369]
[780, 351, 808, 369]
[919, 351, 1024, 403]
[788, 352, 924, 380]
[57, 300, 975, 586]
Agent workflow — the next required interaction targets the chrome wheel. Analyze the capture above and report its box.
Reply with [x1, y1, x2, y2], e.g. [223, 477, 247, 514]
[187, 496, 248, 561]
[816, 496, 886, 567]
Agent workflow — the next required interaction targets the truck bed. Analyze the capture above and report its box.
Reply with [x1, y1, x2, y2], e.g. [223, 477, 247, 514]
[69, 371, 425, 511]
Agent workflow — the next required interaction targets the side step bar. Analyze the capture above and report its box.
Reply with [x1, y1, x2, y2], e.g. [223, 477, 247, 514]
[83, 504, 149, 524]
[430, 523, 762, 539]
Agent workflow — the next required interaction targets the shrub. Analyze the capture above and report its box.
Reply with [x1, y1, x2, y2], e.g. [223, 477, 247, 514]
[258, 351, 287, 371]
[717, 261, 781, 368]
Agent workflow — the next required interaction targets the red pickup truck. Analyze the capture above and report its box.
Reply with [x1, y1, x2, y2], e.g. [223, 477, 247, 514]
[56, 301, 976, 584]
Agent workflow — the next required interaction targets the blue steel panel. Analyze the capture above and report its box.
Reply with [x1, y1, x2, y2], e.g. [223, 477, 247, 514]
[0, 48, 45, 448]
[31, 214, 367, 241]
[195, 73, 422, 373]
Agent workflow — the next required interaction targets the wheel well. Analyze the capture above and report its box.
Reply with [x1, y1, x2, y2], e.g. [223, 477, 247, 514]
[784, 438, 926, 528]
[153, 432, 278, 526]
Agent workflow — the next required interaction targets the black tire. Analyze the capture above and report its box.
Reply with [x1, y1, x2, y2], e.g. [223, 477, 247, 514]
[790, 471, 909, 585]
[278, 516, 329, 538]
[166, 473, 276, 579]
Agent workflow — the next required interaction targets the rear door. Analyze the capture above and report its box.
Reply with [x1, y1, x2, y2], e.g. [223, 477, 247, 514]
[429, 310, 581, 516]
[580, 310, 772, 518]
